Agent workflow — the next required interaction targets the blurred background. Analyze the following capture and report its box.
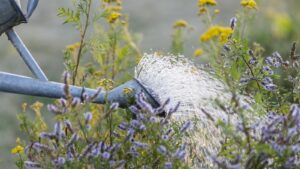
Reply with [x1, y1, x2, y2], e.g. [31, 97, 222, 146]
[0, 0, 299, 168]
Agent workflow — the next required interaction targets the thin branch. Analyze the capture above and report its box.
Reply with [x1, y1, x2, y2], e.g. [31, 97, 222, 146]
[72, 0, 92, 85]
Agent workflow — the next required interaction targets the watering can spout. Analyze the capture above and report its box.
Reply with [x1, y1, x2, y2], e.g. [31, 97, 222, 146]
[0, 72, 160, 108]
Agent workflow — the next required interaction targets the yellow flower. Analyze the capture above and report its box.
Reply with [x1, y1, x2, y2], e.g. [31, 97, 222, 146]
[214, 9, 220, 14]
[173, 19, 188, 28]
[107, 11, 122, 23]
[67, 42, 81, 51]
[97, 79, 114, 91]
[11, 145, 24, 154]
[123, 87, 133, 94]
[198, 0, 217, 6]
[194, 48, 204, 57]
[198, 7, 207, 15]
[240, 0, 257, 9]
[200, 26, 233, 44]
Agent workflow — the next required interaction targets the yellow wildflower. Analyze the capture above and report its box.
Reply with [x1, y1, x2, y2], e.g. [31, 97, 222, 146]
[11, 145, 24, 154]
[194, 48, 204, 57]
[107, 11, 122, 23]
[173, 19, 188, 28]
[198, 0, 217, 6]
[198, 7, 207, 15]
[200, 26, 233, 44]
[98, 79, 114, 91]
[67, 42, 80, 51]
[240, 0, 257, 9]
[214, 9, 220, 14]
[123, 87, 133, 94]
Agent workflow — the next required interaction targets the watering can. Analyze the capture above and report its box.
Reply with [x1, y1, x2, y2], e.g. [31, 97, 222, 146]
[0, 0, 160, 109]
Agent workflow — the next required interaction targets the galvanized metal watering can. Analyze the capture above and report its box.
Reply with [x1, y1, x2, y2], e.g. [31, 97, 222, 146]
[0, 0, 160, 108]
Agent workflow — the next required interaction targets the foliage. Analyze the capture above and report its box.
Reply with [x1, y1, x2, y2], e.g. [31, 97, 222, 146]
[10, 0, 300, 168]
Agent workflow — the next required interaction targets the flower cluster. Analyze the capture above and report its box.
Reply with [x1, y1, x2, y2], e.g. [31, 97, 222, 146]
[214, 104, 300, 168]
[200, 26, 233, 44]
[240, 0, 257, 9]
[14, 74, 191, 169]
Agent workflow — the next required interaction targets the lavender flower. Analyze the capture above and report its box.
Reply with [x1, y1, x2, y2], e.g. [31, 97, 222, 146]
[157, 145, 167, 155]
[239, 77, 252, 85]
[110, 102, 119, 110]
[84, 112, 92, 123]
[118, 122, 129, 131]
[24, 161, 41, 169]
[180, 121, 192, 133]
[59, 98, 67, 107]
[133, 141, 149, 149]
[130, 119, 141, 128]
[249, 57, 256, 65]
[261, 77, 273, 85]
[102, 151, 110, 159]
[162, 135, 169, 141]
[230, 17, 237, 30]
[52, 157, 66, 166]
[64, 120, 74, 133]
[136, 93, 154, 113]
[164, 162, 173, 169]
[32, 143, 53, 152]
[71, 97, 81, 107]
[66, 133, 78, 147]
[40, 132, 56, 140]
[262, 83, 277, 91]
[66, 148, 75, 161]
[54, 122, 64, 140]
[262, 66, 274, 75]
[265, 56, 274, 65]
[79, 143, 96, 160]
[47, 104, 62, 114]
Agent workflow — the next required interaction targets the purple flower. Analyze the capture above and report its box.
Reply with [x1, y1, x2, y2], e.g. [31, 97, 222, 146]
[32, 143, 54, 152]
[110, 102, 119, 110]
[180, 121, 192, 133]
[24, 161, 41, 168]
[136, 93, 154, 113]
[164, 162, 173, 169]
[262, 66, 274, 75]
[84, 112, 92, 123]
[133, 141, 149, 149]
[130, 120, 141, 128]
[102, 151, 110, 159]
[79, 143, 96, 160]
[261, 77, 273, 85]
[64, 120, 73, 133]
[66, 133, 78, 147]
[59, 98, 67, 107]
[54, 122, 65, 140]
[291, 144, 300, 154]
[230, 17, 237, 30]
[265, 56, 274, 65]
[249, 57, 257, 65]
[157, 145, 167, 155]
[71, 97, 81, 107]
[118, 122, 129, 131]
[239, 78, 252, 85]
[52, 157, 66, 166]
[262, 83, 277, 91]
[162, 135, 169, 141]
[40, 132, 56, 140]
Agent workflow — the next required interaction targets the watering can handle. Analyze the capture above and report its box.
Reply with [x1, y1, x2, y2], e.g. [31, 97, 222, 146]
[26, 0, 39, 19]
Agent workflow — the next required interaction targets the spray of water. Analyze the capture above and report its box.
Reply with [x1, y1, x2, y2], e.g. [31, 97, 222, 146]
[135, 53, 241, 166]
